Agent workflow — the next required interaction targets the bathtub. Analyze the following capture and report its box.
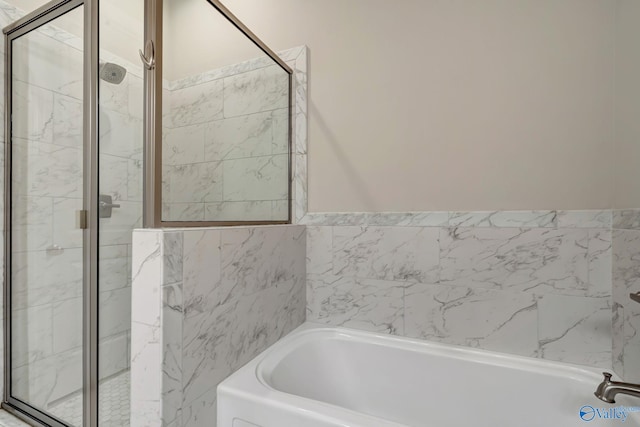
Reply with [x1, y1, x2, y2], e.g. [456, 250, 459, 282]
[218, 323, 640, 427]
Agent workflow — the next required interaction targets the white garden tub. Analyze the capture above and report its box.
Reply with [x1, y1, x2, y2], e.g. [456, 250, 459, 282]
[218, 324, 640, 427]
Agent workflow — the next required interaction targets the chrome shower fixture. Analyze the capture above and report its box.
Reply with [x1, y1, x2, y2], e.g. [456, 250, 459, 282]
[99, 62, 127, 84]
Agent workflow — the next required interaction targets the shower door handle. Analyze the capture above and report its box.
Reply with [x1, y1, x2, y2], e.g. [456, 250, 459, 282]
[99, 194, 120, 218]
[139, 40, 155, 70]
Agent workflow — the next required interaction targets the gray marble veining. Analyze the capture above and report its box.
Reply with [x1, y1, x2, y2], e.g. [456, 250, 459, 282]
[405, 284, 539, 357]
[131, 225, 306, 427]
[306, 216, 616, 369]
[614, 209, 640, 230]
[163, 47, 307, 223]
[439, 227, 593, 296]
[333, 226, 439, 283]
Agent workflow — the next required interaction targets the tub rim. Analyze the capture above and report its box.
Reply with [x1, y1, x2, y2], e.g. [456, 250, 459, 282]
[256, 322, 607, 392]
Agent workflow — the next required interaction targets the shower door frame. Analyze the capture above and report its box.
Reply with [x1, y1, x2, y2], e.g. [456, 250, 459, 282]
[2, 0, 100, 426]
[142, 0, 295, 228]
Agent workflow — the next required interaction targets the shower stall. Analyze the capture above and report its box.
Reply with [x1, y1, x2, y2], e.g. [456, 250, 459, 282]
[0, 0, 292, 426]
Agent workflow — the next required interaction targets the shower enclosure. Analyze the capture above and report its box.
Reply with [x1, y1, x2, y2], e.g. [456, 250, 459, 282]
[0, 0, 292, 426]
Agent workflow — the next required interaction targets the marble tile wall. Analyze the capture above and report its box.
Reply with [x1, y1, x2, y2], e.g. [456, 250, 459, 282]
[131, 225, 306, 427]
[162, 47, 308, 223]
[0, 0, 142, 413]
[305, 210, 614, 368]
[612, 209, 640, 381]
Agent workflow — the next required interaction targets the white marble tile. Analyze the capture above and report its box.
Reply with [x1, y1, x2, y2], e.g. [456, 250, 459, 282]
[166, 162, 223, 204]
[12, 195, 52, 228]
[170, 79, 224, 127]
[12, 347, 82, 408]
[300, 212, 449, 227]
[204, 201, 273, 222]
[99, 287, 131, 337]
[440, 227, 590, 295]
[162, 283, 183, 426]
[612, 229, 640, 297]
[223, 65, 289, 118]
[292, 47, 308, 156]
[11, 249, 83, 307]
[278, 46, 305, 62]
[162, 88, 171, 128]
[229, 276, 305, 368]
[98, 245, 131, 291]
[131, 231, 163, 327]
[272, 200, 289, 221]
[164, 124, 206, 166]
[52, 296, 82, 353]
[100, 72, 130, 113]
[333, 226, 440, 283]
[99, 201, 142, 246]
[130, 322, 161, 427]
[307, 274, 404, 334]
[53, 93, 83, 148]
[11, 361, 55, 408]
[204, 112, 273, 161]
[127, 158, 143, 202]
[449, 211, 557, 228]
[538, 294, 611, 367]
[293, 154, 307, 223]
[557, 210, 612, 228]
[220, 226, 306, 303]
[98, 332, 129, 380]
[182, 388, 216, 427]
[128, 74, 144, 120]
[100, 154, 129, 201]
[182, 307, 233, 406]
[129, 398, 161, 427]
[182, 229, 221, 318]
[11, 195, 53, 252]
[306, 226, 332, 276]
[365, 212, 449, 227]
[588, 229, 612, 297]
[44, 348, 83, 403]
[168, 203, 205, 222]
[613, 302, 624, 377]
[623, 306, 640, 365]
[12, 304, 53, 367]
[52, 198, 83, 249]
[169, 54, 277, 91]
[169, 47, 302, 92]
[271, 108, 289, 155]
[12, 139, 82, 199]
[223, 154, 288, 202]
[12, 29, 83, 99]
[99, 109, 143, 160]
[163, 232, 184, 285]
[614, 209, 640, 230]
[623, 343, 640, 383]
[291, 48, 308, 223]
[404, 283, 538, 357]
[183, 273, 304, 406]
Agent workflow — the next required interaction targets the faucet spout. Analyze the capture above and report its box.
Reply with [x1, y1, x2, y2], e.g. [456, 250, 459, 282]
[595, 372, 640, 404]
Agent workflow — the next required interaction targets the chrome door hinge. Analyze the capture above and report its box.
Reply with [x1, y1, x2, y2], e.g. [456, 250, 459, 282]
[77, 210, 88, 229]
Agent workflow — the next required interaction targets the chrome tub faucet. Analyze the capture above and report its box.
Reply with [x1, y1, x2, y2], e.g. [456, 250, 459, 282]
[595, 373, 640, 403]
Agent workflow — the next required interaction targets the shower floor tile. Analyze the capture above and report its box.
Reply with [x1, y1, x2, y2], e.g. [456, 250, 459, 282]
[48, 370, 130, 427]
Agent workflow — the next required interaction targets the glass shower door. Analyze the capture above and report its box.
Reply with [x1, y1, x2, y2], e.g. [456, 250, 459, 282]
[97, 1, 144, 426]
[6, 3, 85, 426]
